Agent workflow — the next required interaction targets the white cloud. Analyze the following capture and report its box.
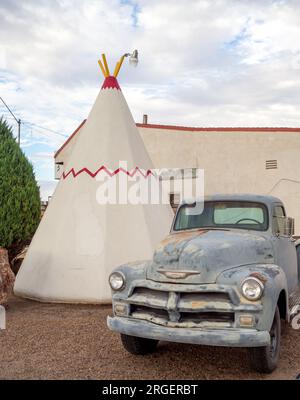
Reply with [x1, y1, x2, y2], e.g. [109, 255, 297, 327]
[1, 0, 300, 193]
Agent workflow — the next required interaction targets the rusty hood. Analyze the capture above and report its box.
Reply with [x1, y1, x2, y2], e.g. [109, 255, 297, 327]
[146, 229, 274, 284]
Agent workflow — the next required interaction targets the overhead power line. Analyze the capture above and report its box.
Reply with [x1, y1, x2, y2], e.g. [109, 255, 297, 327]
[0, 98, 68, 144]
[23, 121, 68, 138]
[0, 114, 17, 122]
[0, 96, 21, 145]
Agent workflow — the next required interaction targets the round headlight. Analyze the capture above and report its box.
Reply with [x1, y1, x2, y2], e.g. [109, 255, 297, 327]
[109, 272, 125, 291]
[241, 277, 264, 301]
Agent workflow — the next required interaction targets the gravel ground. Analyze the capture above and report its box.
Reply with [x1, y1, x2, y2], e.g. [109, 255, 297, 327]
[0, 295, 299, 380]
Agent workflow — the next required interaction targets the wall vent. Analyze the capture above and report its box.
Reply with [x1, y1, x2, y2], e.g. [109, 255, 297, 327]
[266, 160, 278, 170]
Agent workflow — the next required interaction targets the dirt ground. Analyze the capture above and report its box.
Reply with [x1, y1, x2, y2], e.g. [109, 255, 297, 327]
[0, 295, 299, 380]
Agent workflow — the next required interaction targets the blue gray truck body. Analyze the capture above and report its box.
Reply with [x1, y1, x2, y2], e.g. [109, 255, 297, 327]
[107, 194, 300, 367]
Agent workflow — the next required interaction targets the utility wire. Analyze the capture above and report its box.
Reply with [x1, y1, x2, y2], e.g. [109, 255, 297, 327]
[0, 98, 68, 141]
[22, 121, 68, 138]
[0, 96, 21, 145]
[0, 114, 16, 122]
[0, 97, 18, 123]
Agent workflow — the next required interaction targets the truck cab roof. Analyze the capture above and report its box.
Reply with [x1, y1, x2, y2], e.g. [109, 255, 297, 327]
[181, 194, 283, 207]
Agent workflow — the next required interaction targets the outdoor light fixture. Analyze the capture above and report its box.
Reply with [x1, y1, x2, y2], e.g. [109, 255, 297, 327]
[98, 51, 139, 78]
[128, 50, 138, 67]
[121, 50, 139, 67]
[98, 50, 139, 78]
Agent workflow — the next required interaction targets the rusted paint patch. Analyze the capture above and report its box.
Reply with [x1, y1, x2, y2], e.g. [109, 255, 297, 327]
[159, 229, 209, 248]
[191, 301, 204, 309]
[250, 271, 268, 284]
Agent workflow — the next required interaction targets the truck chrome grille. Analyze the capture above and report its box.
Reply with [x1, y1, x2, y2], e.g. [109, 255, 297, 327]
[180, 312, 234, 324]
[126, 287, 235, 328]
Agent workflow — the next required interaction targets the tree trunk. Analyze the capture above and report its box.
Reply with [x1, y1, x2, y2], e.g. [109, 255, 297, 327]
[0, 247, 15, 304]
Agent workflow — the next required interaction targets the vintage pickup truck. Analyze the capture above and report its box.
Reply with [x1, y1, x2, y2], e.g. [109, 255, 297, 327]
[107, 194, 300, 373]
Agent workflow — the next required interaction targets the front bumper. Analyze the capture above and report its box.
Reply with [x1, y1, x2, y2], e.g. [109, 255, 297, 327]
[107, 316, 270, 348]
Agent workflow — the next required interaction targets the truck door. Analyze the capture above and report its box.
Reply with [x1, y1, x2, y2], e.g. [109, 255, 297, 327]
[272, 204, 298, 293]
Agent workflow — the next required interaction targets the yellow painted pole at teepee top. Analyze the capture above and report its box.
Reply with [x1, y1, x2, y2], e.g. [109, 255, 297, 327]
[98, 59, 108, 77]
[98, 53, 128, 78]
[113, 55, 126, 78]
[101, 54, 110, 76]
[113, 62, 120, 77]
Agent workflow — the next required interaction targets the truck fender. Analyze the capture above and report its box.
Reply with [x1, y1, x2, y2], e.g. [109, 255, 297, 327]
[217, 264, 289, 331]
[109, 260, 150, 298]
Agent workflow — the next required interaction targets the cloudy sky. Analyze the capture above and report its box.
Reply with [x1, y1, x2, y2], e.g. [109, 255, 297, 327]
[1, 0, 300, 199]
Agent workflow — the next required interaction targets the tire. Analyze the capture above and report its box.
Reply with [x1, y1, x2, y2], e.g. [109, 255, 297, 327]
[120, 334, 158, 355]
[248, 306, 281, 373]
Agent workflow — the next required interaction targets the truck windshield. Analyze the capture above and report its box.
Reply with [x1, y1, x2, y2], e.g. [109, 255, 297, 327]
[174, 201, 269, 232]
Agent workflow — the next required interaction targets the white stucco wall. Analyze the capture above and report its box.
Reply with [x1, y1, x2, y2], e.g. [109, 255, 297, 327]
[140, 127, 300, 234]
[55, 124, 300, 234]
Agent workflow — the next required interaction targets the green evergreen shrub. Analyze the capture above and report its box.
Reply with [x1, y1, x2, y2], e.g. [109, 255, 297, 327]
[0, 118, 40, 248]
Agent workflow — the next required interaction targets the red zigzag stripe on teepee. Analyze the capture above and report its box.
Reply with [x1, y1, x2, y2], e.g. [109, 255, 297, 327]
[62, 166, 154, 179]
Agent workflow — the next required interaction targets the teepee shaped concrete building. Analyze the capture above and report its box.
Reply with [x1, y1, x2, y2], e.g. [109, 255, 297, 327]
[14, 54, 173, 303]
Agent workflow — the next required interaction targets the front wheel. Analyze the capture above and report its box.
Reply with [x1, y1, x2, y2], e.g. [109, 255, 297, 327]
[248, 306, 281, 373]
[120, 334, 158, 355]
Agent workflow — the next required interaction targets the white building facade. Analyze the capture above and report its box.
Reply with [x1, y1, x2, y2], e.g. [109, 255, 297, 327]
[55, 121, 300, 234]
